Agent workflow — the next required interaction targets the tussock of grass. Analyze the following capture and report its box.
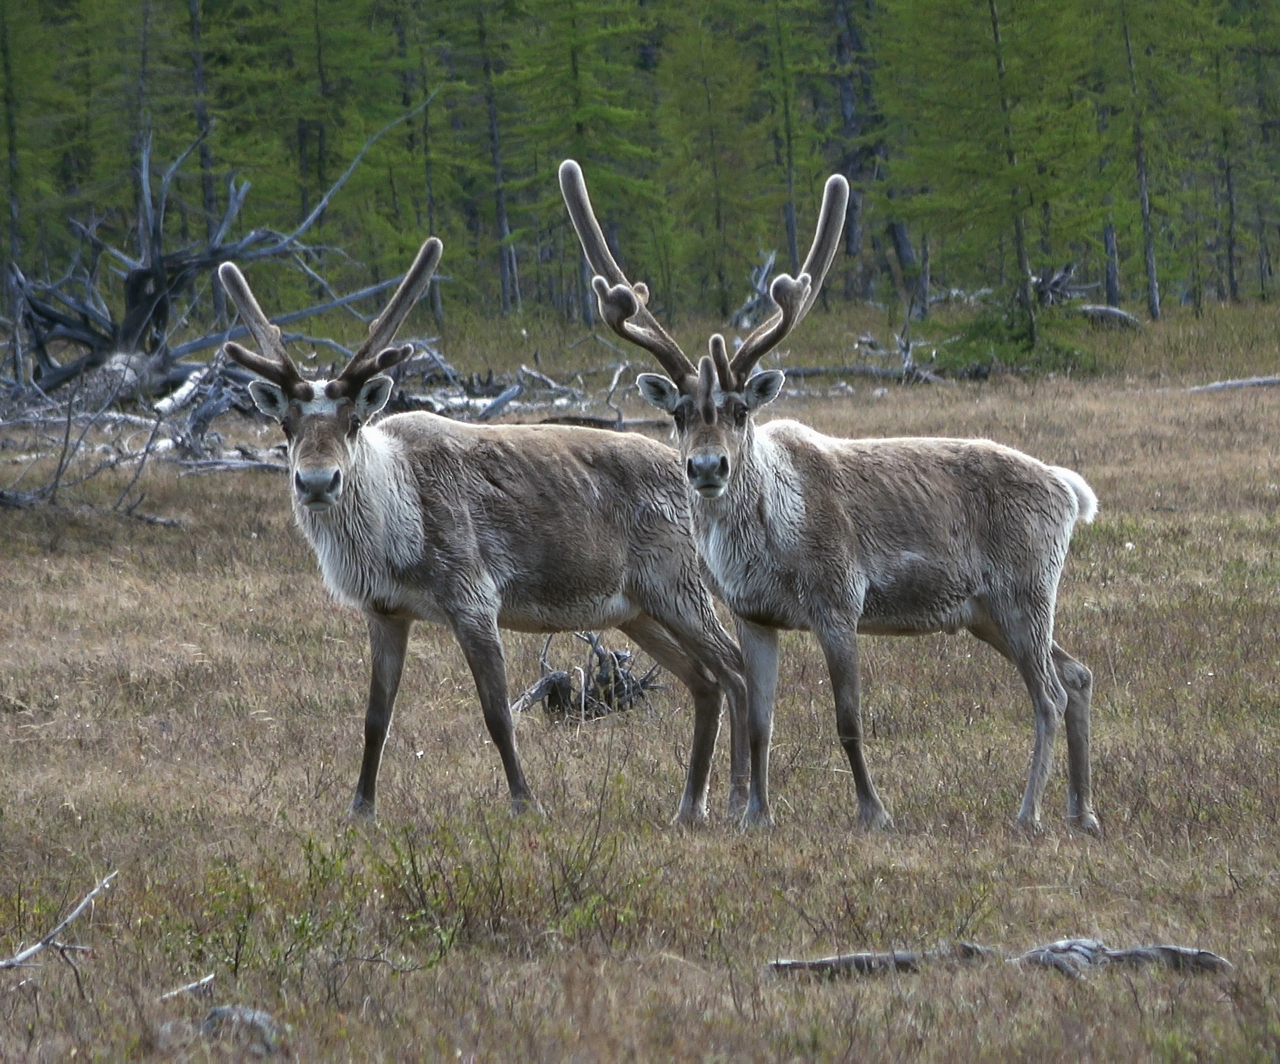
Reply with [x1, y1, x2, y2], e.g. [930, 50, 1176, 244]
[2, 334, 1280, 1055]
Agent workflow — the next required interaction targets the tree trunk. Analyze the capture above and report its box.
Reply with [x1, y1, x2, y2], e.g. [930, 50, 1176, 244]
[0, 0, 20, 386]
[187, 0, 224, 324]
[1224, 151, 1239, 302]
[579, 249, 594, 327]
[774, 3, 799, 274]
[917, 231, 930, 319]
[1123, 4, 1160, 320]
[833, 0, 875, 292]
[132, 0, 152, 265]
[1258, 201, 1270, 301]
[988, 0, 1035, 344]
[477, 4, 517, 315]
[1104, 218, 1120, 306]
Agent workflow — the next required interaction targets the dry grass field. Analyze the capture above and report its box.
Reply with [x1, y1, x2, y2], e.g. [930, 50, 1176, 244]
[3, 307, 1280, 1059]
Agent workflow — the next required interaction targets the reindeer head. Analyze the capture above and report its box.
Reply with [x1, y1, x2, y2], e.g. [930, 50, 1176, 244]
[218, 237, 442, 512]
[559, 160, 847, 500]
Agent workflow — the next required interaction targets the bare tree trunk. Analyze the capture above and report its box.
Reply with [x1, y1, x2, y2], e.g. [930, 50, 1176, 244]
[988, 0, 1035, 344]
[1104, 218, 1120, 306]
[918, 231, 930, 319]
[1224, 151, 1239, 302]
[579, 249, 594, 327]
[0, 0, 20, 387]
[1123, 4, 1160, 321]
[477, 4, 517, 315]
[1258, 201, 1270, 301]
[418, 51, 444, 327]
[187, 0, 224, 324]
[774, 3, 799, 274]
[833, 0, 876, 294]
[133, 0, 153, 265]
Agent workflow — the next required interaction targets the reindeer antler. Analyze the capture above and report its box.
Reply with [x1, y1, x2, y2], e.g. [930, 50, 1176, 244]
[728, 174, 849, 386]
[338, 236, 443, 389]
[559, 160, 697, 389]
[218, 261, 312, 400]
[218, 236, 444, 400]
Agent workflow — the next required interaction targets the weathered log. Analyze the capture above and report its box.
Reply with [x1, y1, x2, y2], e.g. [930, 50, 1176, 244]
[1078, 304, 1142, 329]
[1188, 375, 1280, 392]
[770, 936, 1231, 981]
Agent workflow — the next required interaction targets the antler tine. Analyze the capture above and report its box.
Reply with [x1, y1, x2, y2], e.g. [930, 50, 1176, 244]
[729, 174, 850, 383]
[558, 159, 696, 386]
[344, 236, 444, 381]
[217, 261, 307, 394]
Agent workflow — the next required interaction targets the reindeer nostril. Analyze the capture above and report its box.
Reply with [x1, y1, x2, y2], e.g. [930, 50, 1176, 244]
[685, 458, 696, 479]
[294, 471, 305, 495]
[718, 456, 729, 477]
[328, 470, 341, 493]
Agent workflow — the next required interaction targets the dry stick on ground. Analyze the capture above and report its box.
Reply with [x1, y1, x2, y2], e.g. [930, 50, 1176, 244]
[770, 937, 1233, 981]
[0, 870, 118, 970]
[1188, 375, 1280, 393]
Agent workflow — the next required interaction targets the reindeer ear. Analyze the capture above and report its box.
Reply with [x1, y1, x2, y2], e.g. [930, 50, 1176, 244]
[636, 373, 681, 412]
[743, 370, 785, 410]
[248, 379, 288, 419]
[355, 374, 395, 418]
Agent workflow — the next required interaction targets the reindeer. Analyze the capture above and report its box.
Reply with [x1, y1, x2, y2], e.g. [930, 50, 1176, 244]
[216, 238, 750, 823]
[560, 159, 1100, 835]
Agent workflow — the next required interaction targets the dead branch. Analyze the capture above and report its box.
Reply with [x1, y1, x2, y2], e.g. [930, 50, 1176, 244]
[510, 632, 664, 721]
[770, 936, 1232, 981]
[0, 870, 118, 970]
[1187, 375, 1280, 392]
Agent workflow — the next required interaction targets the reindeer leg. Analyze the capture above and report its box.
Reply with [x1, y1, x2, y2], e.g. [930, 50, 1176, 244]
[451, 612, 540, 816]
[736, 618, 780, 829]
[621, 616, 725, 826]
[1053, 642, 1100, 836]
[969, 609, 1065, 834]
[816, 622, 892, 831]
[352, 611, 411, 818]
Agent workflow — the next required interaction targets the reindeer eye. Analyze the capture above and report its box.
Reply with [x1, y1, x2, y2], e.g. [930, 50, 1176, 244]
[346, 413, 362, 439]
[731, 402, 748, 427]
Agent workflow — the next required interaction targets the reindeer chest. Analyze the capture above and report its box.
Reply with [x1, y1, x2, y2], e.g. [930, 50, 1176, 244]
[695, 513, 808, 631]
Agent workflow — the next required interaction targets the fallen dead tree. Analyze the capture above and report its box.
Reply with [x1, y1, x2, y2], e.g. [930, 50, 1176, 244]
[510, 632, 665, 722]
[12, 97, 434, 401]
[770, 936, 1232, 981]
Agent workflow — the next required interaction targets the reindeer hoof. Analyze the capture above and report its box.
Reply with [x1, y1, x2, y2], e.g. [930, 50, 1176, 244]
[1016, 813, 1046, 837]
[349, 797, 377, 820]
[740, 805, 775, 830]
[510, 794, 545, 818]
[672, 803, 710, 828]
[859, 803, 893, 832]
[1069, 811, 1103, 838]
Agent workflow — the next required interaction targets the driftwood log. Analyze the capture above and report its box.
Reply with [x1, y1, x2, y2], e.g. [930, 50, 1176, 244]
[771, 937, 1232, 981]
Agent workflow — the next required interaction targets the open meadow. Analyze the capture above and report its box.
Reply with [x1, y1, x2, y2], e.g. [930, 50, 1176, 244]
[3, 308, 1280, 1058]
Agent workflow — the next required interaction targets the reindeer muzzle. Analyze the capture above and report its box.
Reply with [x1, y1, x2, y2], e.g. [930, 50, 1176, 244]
[294, 465, 343, 510]
[686, 451, 730, 498]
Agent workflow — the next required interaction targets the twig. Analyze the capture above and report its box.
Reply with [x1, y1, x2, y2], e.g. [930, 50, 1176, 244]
[158, 972, 216, 1001]
[0, 871, 118, 970]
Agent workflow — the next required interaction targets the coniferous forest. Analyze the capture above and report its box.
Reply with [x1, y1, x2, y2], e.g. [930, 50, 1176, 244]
[2, 0, 1279, 343]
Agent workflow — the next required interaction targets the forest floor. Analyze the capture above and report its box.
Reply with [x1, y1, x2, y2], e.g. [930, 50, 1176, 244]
[2, 309, 1280, 1058]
